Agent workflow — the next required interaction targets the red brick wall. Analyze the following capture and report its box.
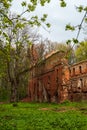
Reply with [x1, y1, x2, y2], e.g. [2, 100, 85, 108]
[28, 51, 69, 103]
[68, 60, 87, 102]
[27, 52, 87, 103]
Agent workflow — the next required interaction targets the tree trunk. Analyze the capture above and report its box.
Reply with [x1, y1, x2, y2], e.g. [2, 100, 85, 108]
[10, 80, 18, 102]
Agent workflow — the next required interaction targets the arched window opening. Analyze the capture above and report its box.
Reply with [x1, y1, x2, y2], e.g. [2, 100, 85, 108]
[79, 66, 82, 73]
[73, 68, 75, 75]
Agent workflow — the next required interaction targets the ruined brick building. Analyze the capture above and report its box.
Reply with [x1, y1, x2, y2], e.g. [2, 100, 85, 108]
[27, 50, 87, 103]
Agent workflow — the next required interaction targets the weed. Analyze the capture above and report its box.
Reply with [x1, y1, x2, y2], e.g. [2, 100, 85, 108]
[0, 102, 87, 130]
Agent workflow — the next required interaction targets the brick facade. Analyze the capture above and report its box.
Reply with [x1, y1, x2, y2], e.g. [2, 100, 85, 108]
[68, 60, 87, 102]
[27, 51, 87, 103]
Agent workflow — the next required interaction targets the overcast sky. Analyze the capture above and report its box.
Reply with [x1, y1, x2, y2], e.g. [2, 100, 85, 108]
[11, 0, 87, 42]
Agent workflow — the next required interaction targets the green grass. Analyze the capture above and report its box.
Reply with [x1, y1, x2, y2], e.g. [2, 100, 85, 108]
[0, 101, 87, 130]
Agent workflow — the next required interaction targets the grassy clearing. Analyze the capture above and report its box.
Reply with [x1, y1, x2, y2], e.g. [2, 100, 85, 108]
[0, 101, 87, 130]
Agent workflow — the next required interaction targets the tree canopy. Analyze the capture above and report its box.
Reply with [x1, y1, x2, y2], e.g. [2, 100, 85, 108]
[75, 40, 87, 62]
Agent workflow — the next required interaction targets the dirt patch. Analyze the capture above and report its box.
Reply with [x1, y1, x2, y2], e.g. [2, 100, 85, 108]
[39, 107, 77, 112]
[53, 107, 77, 112]
[79, 107, 87, 111]
[53, 107, 67, 112]
[0, 102, 5, 104]
[39, 108, 51, 111]
[79, 107, 87, 114]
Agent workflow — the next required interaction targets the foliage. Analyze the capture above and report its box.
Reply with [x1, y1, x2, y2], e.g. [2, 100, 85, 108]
[0, 102, 87, 129]
[0, 0, 52, 102]
[63, 1, 87, 45]
[60, 0, 67, 7]
[0, 20, 40, 101]
[75, 40, 87, 62]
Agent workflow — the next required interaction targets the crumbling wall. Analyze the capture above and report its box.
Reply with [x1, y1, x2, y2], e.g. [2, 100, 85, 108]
[28, 51, 69, 103]
[68, 60, 87, 102]
[28, 51, 87, 103]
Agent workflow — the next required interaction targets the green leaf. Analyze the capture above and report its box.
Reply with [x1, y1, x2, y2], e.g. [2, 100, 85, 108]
[27, 41, 32, 46]
[41, 18, 45, 22]
[40, 0, 51, 6]
[65, 24, 75, 31]
[84, 6, 87, 11]
[0, 31, 2, 35]
[66, 40, 71, 45]
[47, 0, 50, 3]
[40, 0, 45, 6]
[28, 4, 36, 11]
[36, 22, 41, 26]
[60, 0, 66, 7]
[76, 6, 83, 12]
[30, 0, 37, 5]
[3, 17, 12, 25]
[46, 23, 51, 28]
[73, 38, 78, 44]
[22, 18, 26, 21]
[31, 16, 38, 20]
[21, 1, 27, 7]
[84, 18, 87, 23]
[43, 14, 48, 19]
[15, 22, 25, 29]
[3, 32, 8, 38]
[12, 29, 17, 34]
